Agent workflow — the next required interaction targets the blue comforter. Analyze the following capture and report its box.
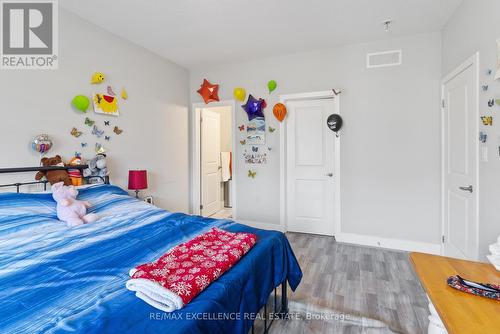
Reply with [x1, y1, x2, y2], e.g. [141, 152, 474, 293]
[0, 185, 302, 334]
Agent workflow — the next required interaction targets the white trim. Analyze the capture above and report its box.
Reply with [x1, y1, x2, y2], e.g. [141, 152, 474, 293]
[440, 52, 480, 260]
[336, 233, 441, 255]
[236, 220, 286, 233]
[366, 49, 402, 68]
[279, 90, 342, 236]
[191, 100, 237, 218]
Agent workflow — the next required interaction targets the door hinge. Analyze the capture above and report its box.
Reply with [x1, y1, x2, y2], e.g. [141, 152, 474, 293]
[442, 235, 445, 243]
[200, 204, 203, 210]
[441, 100, 445, 108]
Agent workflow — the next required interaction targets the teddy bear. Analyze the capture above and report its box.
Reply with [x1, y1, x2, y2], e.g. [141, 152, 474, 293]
[35, 155, 72, 186]
[52, 182, 99, 226]
[83, 154, 109, 184]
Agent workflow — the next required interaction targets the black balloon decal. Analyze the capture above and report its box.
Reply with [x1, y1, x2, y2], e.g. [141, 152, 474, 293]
[327, 114, 343, 133]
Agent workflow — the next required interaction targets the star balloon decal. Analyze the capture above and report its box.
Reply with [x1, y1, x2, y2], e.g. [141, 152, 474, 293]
[242, 94, 265, 121]
[197, 79, 220, 104]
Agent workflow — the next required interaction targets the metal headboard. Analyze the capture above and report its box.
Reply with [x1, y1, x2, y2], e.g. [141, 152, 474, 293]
[0, 165, 109, 193]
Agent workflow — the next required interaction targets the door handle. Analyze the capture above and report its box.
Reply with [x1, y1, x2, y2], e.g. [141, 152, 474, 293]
[459, 185, 473, 193]
[326, 173, 333, 177]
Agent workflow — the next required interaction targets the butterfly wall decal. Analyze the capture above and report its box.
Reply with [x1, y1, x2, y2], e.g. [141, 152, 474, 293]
[105, 136, 111, 141]
[479, 131, 488, 143]
[481, 116, 493, 126]
[248, 170, 256, 178]
[70, 127, 82, 137]
[482, 85, 489, 92]
[238, 125, 245, 131]
[74, 152, 81, 158]
[104, 120, 110, 126]
[95, 143, 106, 154]
[85, 117, 95, 127]
[488, 99, 495, 107]
[113, 126, 123, 135]
[240, 139, 246, 145]
[81, 142, 88, 148]
[487, 69, 493, 75]
[268, 127, 276, 133]
[252, 146, 259, 152]
[92, 125, 105, 138]
[268, 147, 272, 151]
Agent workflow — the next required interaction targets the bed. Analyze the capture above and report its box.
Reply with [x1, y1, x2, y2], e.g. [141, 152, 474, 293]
[0, 183, 302, 334]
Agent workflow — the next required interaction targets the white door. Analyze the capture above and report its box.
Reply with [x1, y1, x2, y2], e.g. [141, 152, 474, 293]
[442, 58, 478, 260]
[201, 109, 221, 217]
[286, 99, 337, 236]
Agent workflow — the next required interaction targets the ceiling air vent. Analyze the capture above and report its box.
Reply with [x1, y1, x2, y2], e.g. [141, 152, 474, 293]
[366, 50, 402, 69]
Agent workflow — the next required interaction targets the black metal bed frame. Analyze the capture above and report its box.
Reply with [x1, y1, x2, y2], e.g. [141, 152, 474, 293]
[0, 165, 108, 192]
[0, 166, 288, 333]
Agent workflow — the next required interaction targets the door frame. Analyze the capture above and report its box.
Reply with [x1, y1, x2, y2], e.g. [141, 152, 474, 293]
[279, 90, 341, 236]
[440, 52, 480, 259]
[191, 100, 237, 218]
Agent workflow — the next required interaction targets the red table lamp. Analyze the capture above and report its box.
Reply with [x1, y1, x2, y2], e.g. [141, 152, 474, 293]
[128, 170, 148, 198]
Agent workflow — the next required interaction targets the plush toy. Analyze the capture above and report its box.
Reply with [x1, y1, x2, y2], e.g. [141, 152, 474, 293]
[35, 155, 72, 186]
[67, 156, 84, 186]
[52, 182, 99, 226]
[83, 154, 108, 183]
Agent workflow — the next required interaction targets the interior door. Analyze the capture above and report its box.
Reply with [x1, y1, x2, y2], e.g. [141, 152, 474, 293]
[201, 109, 221, 217]
[442, 61, 478, 260]
[286, 99, 336, 236]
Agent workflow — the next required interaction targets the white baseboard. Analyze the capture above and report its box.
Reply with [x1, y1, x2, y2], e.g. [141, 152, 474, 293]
[335, 232, 441, 255]
[235, 219, 285, 232]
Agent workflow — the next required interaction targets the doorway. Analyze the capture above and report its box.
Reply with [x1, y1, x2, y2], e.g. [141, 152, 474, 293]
[280, 91, 341, 236]
[192, 101, 236, 218]
[441, 53, 479, 260]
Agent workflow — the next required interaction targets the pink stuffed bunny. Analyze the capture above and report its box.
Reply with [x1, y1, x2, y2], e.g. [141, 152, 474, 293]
[52, 182, 99, 226]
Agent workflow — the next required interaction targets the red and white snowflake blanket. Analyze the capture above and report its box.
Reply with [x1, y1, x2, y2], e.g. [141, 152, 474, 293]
[125, 228, 257, 312]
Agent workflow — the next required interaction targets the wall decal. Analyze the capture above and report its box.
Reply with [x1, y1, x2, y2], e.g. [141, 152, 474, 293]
[479, 131, 488, 143]
[91, 72, 105, 84]
[242, 95, 265, 121]
[85, 117, 95, 127]
[252, 146, 259, 152]
[488, 99, 495, 107]
[105, 136, 111, 141]
[233, 87, 246, 102]
[70, 127, 83, 137]
[240, 139, 246, 145]
[268, 126, 276, 133]
[72, 95, 90, 113]
[113, 126, 123, 135]
[487, 69, 493, 75]
[267, 80, 277, 93]
[95, 143, 106, 154]
[247, 169, 257, 178]
[482, 85, 489, 92]
[121, 88, 128, 100]
[92, 125, 105, 138]
[104, 120, 110, 126]
[93, 93, 120, 116]
[272, 103, 287, 122]
[244, 152, 267, 164]
[107, 86, 116, 96]
[246, 117, 266, 145]
[81, 143, 88, 148]
[481, 116, 493, 126]
[197, 79, 220, 104]
[238, 125, 245, 131]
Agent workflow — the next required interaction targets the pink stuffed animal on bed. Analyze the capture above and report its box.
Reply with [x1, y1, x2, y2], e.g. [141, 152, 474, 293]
[52, 182, 99, 226]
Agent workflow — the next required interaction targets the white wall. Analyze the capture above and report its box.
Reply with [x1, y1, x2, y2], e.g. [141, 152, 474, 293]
[443, 0, 500, 260]
[0, 9, 190, 212]
[191, 32, 442, 246]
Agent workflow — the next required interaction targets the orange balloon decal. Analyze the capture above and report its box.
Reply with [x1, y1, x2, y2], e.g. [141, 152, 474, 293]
[273, 103, 287, 122]
[197, 79, 220, 104]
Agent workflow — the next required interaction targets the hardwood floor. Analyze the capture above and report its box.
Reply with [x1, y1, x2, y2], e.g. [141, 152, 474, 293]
[268, 233, 430, 334]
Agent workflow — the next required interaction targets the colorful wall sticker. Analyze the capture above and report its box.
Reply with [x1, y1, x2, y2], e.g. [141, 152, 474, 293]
[197, 79, 220, 104]
[246, 117, 266, 145]
[91, 72, 105, 84]
[113, 126, 123, 135]
[92, 125, 105, 138]
[121, 88, 128, 100]
[70, 127, 83, 137]
[481, 116, 493, 126]
[238, 124, 245, 131]
[479, 131, 488, 143]
[85, 117, 95, 126]
[247, 169, 257, 178]
[93, 93, 120, 116]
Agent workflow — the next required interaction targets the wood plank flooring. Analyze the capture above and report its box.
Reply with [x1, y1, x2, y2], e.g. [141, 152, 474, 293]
[268, 233, 430, 334]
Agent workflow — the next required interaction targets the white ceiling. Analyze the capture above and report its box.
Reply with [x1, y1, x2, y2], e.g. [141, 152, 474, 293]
[60, 0, 462, 69]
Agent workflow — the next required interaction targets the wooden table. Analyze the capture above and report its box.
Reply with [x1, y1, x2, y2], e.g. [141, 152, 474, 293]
[410, 252, 500, 334]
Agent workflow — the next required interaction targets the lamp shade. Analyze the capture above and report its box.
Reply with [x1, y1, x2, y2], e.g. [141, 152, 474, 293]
[128, 170, 148, 190]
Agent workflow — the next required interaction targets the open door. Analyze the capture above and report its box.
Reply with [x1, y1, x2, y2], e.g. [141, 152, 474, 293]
[201, 108, 221, 216]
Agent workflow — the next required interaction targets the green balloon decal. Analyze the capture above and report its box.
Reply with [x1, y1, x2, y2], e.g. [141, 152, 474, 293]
[72, 95, 90, 113]
[268, 80, 277, 93]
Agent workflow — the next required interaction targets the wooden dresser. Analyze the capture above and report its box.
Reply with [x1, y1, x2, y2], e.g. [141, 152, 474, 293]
[410, 252, 500, 334]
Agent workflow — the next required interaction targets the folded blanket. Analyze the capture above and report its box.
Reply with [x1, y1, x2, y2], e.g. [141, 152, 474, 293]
[126, 228, 257, 312]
